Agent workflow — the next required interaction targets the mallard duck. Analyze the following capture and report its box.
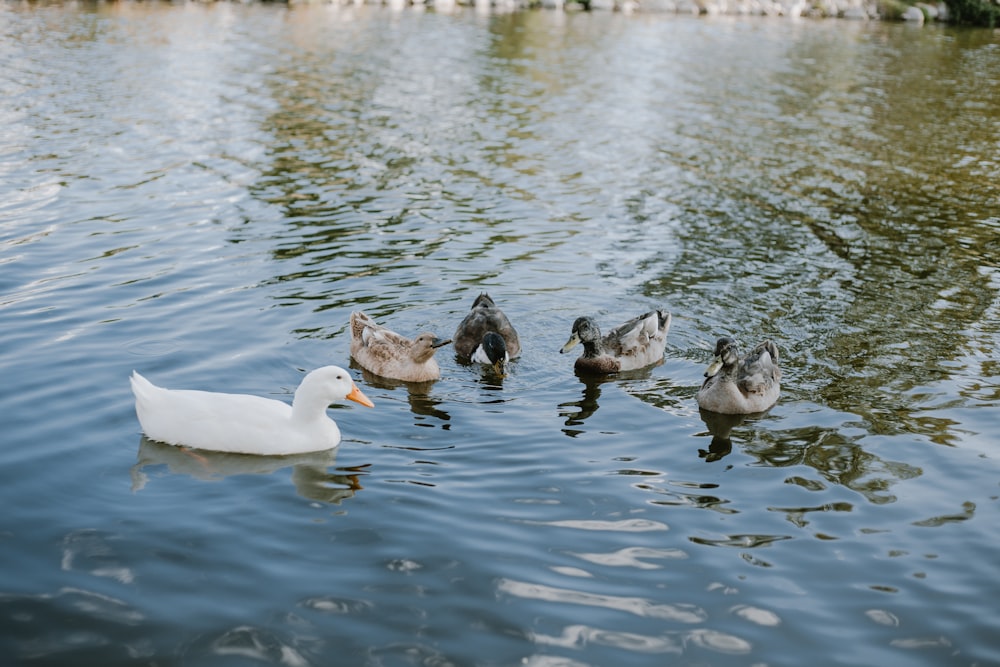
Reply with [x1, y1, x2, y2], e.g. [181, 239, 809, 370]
[696, 337, 781, 414]
[559, 309, 671, 374]
[130, 366, 374, 456]
[349, 311, 451, 382]
[453, 293, 521, 373]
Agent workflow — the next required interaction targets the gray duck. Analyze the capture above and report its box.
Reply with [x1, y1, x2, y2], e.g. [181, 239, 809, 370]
[696, 337, 781, 414]
[560, 309, 671, 374]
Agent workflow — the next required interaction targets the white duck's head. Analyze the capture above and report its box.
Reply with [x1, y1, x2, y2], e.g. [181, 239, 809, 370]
[293, 366, 374, 417]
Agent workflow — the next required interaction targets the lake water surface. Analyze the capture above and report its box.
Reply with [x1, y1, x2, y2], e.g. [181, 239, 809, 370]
[1, 3, 999, 666]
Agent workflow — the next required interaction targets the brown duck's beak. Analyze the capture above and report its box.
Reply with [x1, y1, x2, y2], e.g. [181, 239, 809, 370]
[704, 356, 724, 378]
[560, 333, 580, 354]
[346, 383, 375, 408]
[432, 338, 452, 349]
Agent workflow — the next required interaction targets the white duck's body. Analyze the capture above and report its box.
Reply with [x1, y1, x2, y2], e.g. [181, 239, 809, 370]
[696, 337, 781, 415]
[130, 366, 373, 456]
[349, 311, 451, 382]
[560, 310, 671, 374]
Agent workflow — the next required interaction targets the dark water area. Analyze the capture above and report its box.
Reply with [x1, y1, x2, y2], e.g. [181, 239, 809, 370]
[1, 3, 998, 665]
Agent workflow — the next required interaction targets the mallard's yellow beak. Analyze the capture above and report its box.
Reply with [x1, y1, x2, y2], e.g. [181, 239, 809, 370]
[346, 383, 375, 408]
[560, 333, 581, 354]
[704, 356, 724, 378]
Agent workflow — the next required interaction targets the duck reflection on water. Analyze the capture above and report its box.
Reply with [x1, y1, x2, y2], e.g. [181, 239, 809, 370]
[131, 437, 369, 504]
[558, 366, 660, 437]
[697, 408, 771, 462]
[558, 375, 608, 436]
[351, 362, 451, 425]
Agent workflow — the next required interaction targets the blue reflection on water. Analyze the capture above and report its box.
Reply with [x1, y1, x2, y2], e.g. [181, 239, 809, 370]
[1, 4, 999, 666]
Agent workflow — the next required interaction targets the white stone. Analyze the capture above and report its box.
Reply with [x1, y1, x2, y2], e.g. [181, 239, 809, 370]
[902, 5, 925, 21]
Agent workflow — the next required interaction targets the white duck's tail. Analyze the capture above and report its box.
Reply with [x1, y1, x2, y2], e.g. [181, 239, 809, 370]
[130, 370, 156, 398]
[130, 370, 162, 429]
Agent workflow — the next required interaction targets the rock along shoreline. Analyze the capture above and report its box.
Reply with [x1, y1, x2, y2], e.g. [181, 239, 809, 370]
[290, 0, 950, 24]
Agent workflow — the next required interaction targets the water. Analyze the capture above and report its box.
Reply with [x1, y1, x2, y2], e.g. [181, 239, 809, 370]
[1, 3, 998, 665]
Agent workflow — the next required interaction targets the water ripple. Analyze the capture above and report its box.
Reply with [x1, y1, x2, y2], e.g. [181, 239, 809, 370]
[497, 579, 707, 624]
[569, 546, 688, 570]
[516, 518, 668, 532]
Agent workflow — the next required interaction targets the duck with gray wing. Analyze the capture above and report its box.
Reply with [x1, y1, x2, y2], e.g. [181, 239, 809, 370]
[560, 309, 671, 374]
[696, 337, 781, 414]
[453, 293, 521, 374]
[349, 311, 451, 383]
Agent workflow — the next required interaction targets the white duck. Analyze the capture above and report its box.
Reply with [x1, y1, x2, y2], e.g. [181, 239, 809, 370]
[130, 366, 374, 456]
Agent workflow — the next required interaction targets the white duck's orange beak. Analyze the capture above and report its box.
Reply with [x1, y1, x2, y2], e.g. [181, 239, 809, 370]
[346, 383, 375, 408]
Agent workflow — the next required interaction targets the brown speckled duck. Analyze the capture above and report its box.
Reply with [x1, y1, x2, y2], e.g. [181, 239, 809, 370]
[349, 311, 451, 383]
[560, 310, 671, 374]
[696, 337, 781, 414]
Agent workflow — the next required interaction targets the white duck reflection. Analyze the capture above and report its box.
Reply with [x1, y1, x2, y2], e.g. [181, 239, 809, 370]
[131, 437, 367, 504]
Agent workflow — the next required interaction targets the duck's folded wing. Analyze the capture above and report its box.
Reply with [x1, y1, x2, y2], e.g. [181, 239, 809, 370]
[738, 369, 771, 395]
[370, 325, 410, 348]
[609, 311, 662, 356]
[360, 325, 383, 348]
[134, 384, 289, 449]
[350, 312, 378, 345]
[353, 313, 410, 350]
[738, 342, 780, 394]
[454, 312, 490, 353]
